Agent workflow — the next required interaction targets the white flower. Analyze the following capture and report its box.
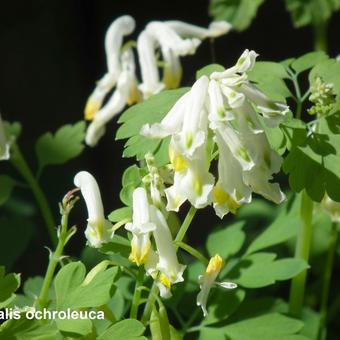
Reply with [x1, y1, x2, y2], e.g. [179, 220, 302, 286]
[319, 195, 340, 223]
[165, 143, 214, 211]
[162, 47, 182, 89]
[165, 20, 232, 39]
[85, 48, 138, 147]
[137, 30, 165, 99]
[74, 171, 112, 248]
[149, 205, 186, 298]
[0, 115, 10, 161]
[213, 130, 251, 218]
[125, 187, 156, 266]
[84, 15, 136, 120]
[238, 83, 289, 127]
[197, 255, 237, 317]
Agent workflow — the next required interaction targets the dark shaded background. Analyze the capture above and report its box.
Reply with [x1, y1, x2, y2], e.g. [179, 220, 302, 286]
[0, 0, 339, 276]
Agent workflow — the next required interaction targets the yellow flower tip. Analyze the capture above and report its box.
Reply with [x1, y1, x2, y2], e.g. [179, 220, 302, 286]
[169, 146, 188, 172]
[213, 186, 240, 214]
[159, 273, 172, 289]
[206, 254, 223, 275]
[84, 99, 101, 121]
[129, 243, 150, 266]
[127, 84, 141, 106]
[163, 69, 182, 90]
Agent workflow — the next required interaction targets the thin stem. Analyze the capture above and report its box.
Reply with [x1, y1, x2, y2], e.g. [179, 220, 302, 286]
[174, 241, 209, 265]
[288, 70, 303, 120]
[174, 206, 197, 247]
[10, 142, 57, 246]
[289, 190, 314, 317]
[313, 21, 328, 52]
[130, 267, 144, 319]
[317, 222, 338, 340]
[37, 206, 70, 309]
[141, 282, 158, 324]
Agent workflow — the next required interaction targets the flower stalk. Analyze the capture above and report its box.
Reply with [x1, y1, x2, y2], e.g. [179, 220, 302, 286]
[37, 190, 78, 309]
[289, 191, 314, 317]
[10, 142, 57, 247]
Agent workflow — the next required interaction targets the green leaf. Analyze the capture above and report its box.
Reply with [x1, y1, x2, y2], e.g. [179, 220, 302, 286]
[291, 51, 328, 74]
[56, 318, 92, 337]
[108, 207, 132, 222]
[12, 276, 46, 307]
[0, 267, 20, 309]
[35, 121, 85, 172]
[122, 165, 142, 187]
[196, 64, 225, 79]
[248, 62, 292, 101]
[54, 261, 118, 310]
[224, 313, 304, 339]
[285, 0, 340, 28]
[202, 289, 246, 326]
[0, 317, 58, 340]
[229, 253, 309, 288]
[209, 0, 265, 31]
[206, 221, 246, 259]
[246, 196, 300, 254]
[283, 114, 340, 202]
[97, 319, 146, 340]
[3, 121, 22, 140]
[0, 175, 15, 205]
[150, 305, 171, 340]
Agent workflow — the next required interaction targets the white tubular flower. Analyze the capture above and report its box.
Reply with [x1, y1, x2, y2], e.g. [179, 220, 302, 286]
[74, 171, 112, 248]
[213, 131, 251, 218]
[165, 20, 232, 39]
[171, 76, 209, 158]
[149, 205, 186, 298]
[208, 79, 234, 123]
[239, 83, 289, 127]
[165, 143, 214, 211]
[125, 187, 156, 266]
[141, 90, 190, 139]
[162, 47, 183, 89]
[146, 22, 201, 56]
[0, 115, 10, 161]
[84, 15, 135, 120]
[319, 195, 340, 223]
[85, 49, 137, 147]
[137, 30, 165, 99]
[197, 255, 237, 317]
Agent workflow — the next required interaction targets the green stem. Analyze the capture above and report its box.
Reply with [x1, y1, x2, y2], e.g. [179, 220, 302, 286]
[10, 142, 57, 246]
[317, 222, 338, 340]
[289, 191, 314, 317]
[175, 241, 209, 265]
[37, 207, 70, 309]
[289, 71, 303, 120]
[141, 282, 158, 324]
[313, 21, 328, 52]
[174, 206, 197, 247]
[130, 267, 144, 319]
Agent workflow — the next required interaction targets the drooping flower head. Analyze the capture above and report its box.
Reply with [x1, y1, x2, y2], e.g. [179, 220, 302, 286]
[74, 171, 112, 248]
[142, 49, 288, 216]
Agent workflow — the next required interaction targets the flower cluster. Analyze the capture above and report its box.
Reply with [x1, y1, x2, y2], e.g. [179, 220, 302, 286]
[125, 187, 186, 298]
[142, 50, 289, 218]
[84, 15, 231, 146]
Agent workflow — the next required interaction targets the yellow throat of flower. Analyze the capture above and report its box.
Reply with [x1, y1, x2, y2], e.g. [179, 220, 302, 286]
[206, 254, 223, 275]
[84, 99, 101, 121]
[159, 273, 171, 289]
[129, 241, 151, 266]
[169, 146, 188, 172]
[213, 185, 240, 214]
